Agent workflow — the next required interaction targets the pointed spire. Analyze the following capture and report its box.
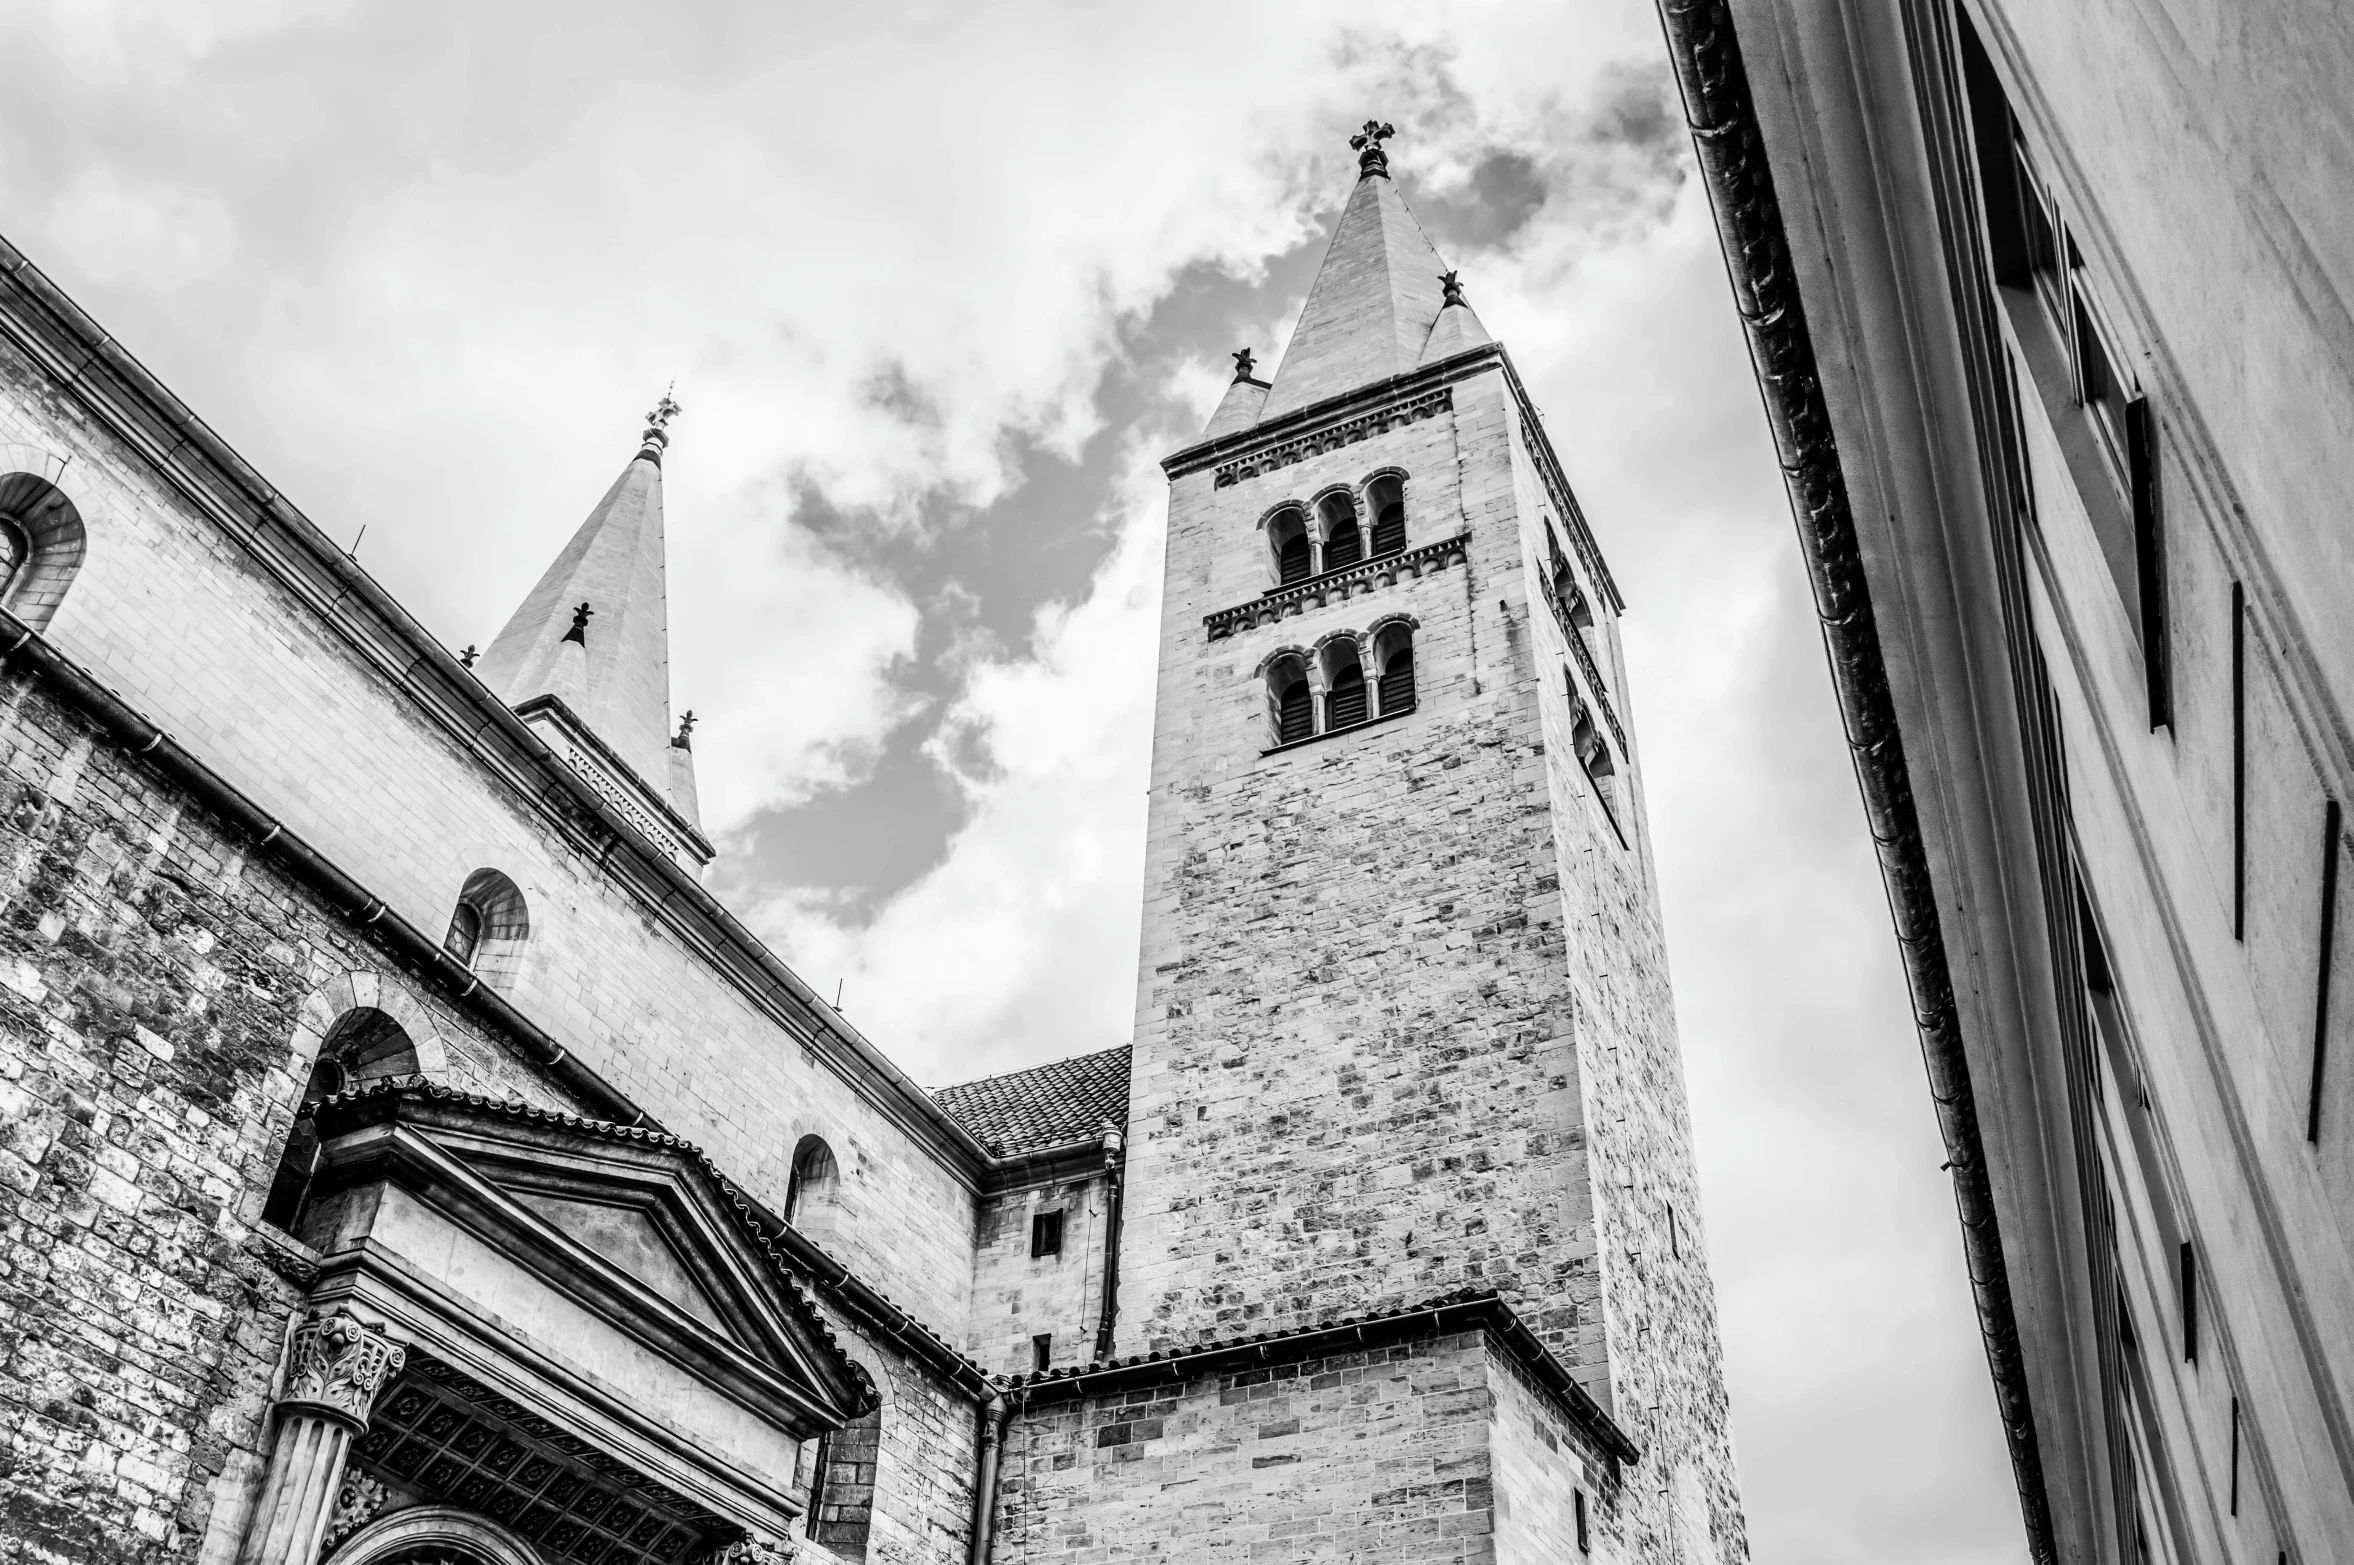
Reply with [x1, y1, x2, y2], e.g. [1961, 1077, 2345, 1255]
[1260, 123, 1456, 419]
[1421, 270, 1493, 364]
[477, 394, 682, 797]
[1202, 346, 1271, 438]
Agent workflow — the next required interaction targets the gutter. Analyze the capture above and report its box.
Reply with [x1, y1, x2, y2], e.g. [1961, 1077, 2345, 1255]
[1654, 1, 2057, 1558]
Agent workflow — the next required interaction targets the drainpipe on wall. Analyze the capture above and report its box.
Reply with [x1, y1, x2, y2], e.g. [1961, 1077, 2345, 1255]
[1092, 1124, 1125, 1362]
[966, 1387, 1014, 1565]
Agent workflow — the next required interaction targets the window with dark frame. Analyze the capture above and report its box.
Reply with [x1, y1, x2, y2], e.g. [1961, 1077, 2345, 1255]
[1032, 1333, 1052, 1374]
[1959, 13, 2169, 729]
[1031, 1209, 1064, 1258]
[1574, 1488, 1590, 1553]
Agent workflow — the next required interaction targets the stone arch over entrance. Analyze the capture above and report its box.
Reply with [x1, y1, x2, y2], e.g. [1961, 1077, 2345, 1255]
[330, 1505, 544, 1565]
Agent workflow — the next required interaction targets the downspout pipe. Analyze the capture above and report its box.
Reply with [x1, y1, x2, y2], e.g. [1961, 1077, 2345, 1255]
[1092, 1125, 1125, 1362]
[966, 1387, 1014, 1565]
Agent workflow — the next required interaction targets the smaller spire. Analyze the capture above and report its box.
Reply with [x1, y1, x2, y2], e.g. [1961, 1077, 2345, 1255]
[1350, 119, 1397, 180]
[638, 384, 682, 464]
[562, 601, 594, 645]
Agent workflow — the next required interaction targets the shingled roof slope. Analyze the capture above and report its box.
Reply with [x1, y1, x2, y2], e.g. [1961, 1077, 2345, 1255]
[931, 1045, 1130, 1157]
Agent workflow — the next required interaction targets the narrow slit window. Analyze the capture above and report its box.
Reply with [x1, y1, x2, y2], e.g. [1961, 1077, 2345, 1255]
[1031, 1209, 1065, 1258]
[2232, 584, 2246, 939]
[2180, 1239, 2198, 1364]
[1032, 1333, 1053, 1374]
[1574, 1489, 1590, 1554]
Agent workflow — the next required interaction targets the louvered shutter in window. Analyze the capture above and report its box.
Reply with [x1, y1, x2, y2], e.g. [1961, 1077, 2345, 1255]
[1277, 678, 1314, 743]
[1278, 534, 1311, 585]
[1324, 520, 1362, 570]
[1379, 650, 1415, 714]
[1327, 666, 1368, 728]
[1371, 504, 1405, 557]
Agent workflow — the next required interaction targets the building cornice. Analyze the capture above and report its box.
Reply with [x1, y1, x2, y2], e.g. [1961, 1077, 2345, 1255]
[1009, 1288, 1640, 1470]
[0, 233, 999, 1190]
[1656, 0, 2055, 1558]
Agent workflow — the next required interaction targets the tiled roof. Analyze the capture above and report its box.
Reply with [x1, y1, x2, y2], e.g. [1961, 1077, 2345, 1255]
[932, 1045, 1130, 1157]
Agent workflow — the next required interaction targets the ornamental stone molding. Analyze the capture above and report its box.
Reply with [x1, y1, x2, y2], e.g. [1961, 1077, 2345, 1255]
[1211, 387, 1452, 488]
[1203, 533, 1468, 641]
[282, 1309, 408, 1432]
[323, 1473, 387, 1547]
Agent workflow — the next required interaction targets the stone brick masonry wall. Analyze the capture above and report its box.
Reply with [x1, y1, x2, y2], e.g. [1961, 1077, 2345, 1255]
[966, 1171, 1111, 1378]
[995, 1330, 1505, 1563]
[0, 341, 980, 1331]
[1123, 369, 1603, 1366]
[0, 659, 578, 1562]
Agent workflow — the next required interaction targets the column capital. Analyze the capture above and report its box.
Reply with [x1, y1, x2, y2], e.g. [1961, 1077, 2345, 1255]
[279, 1309, 407, 1432]
[704, 1538, 797, 1564]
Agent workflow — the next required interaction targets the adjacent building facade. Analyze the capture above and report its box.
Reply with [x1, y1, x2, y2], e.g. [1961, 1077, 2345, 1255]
[0, 129, 1743, 1565]
[1661, 1, 2354, 1560]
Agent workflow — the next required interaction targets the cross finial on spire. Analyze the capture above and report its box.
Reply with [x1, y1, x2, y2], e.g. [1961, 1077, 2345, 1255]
[673, 709, 696, 749]
[1440, 270, 1466, 307]
[639, 384, 682, 459]
[1350, 120, 1397, 178]
[1231, 347, 1258, 384]
[563, 601, 594, 644]
[459, 643, 478, 668]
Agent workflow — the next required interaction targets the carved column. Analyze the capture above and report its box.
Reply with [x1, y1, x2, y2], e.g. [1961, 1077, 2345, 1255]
[239, 1309, 407, 1565]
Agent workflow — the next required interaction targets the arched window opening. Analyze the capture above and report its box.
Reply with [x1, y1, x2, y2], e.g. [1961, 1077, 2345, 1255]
[1568, 678, 1619, 817]
[0, 472, 88, 632]
[1368, 475, 1407, 557]
[787, 1133, 844, 1245]
[442, 902, 483, 967]
[1322, 641, 1368, 730]
[1268, 507, 1313, 587]
[1374, 625, 1416, 715]
[443, 868, 529, 986]
[1319, 493, 1362, 571]
[1267, 655, 1314, 746]
[806, 1401, 881, 1558]
[261, 1007, 417, 1232]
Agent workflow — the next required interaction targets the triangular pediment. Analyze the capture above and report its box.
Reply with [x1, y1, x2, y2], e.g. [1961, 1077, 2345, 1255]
[509, 1189, 730, 1334]
[304, 1082, 873, 1435]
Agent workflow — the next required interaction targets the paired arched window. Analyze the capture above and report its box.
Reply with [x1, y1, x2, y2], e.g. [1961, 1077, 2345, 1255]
[1368, 473, 1407, 558]
[262, 1007, 422, 1231]
[442, 869, 529, 984]
[1267, 653, 1314, 745]
[1262, 473, 1412, 589]
[1318, 492, 1362, 571]
[1373, 621, 1416, 713]
[1566, 670, 1619, 818]
[1263, 624, 1417, 747]
[1268, 507, 1313, 586]
[1322, 640, 1368, 728]
[0, 470, 88, 631]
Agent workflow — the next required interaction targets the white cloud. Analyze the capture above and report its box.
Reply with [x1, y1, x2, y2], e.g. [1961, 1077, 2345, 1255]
[750, 433, 1170, 1082]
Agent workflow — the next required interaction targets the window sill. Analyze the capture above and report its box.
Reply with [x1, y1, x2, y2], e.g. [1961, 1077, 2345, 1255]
[1263, 549, 1408, 597]
[1262, 702, 1417, 755]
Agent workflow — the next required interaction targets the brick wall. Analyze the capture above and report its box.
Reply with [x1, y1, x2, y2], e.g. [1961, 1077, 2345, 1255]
[1123, 369, 1603, 1365]
[996, 1330, 1505, 1563]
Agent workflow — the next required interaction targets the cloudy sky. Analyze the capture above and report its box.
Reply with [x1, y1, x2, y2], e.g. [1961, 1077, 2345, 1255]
[4, 1, 2025, 1559]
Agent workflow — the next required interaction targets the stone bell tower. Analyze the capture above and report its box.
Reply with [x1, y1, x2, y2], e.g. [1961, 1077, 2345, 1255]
[1116, 123, 1749, 1561]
